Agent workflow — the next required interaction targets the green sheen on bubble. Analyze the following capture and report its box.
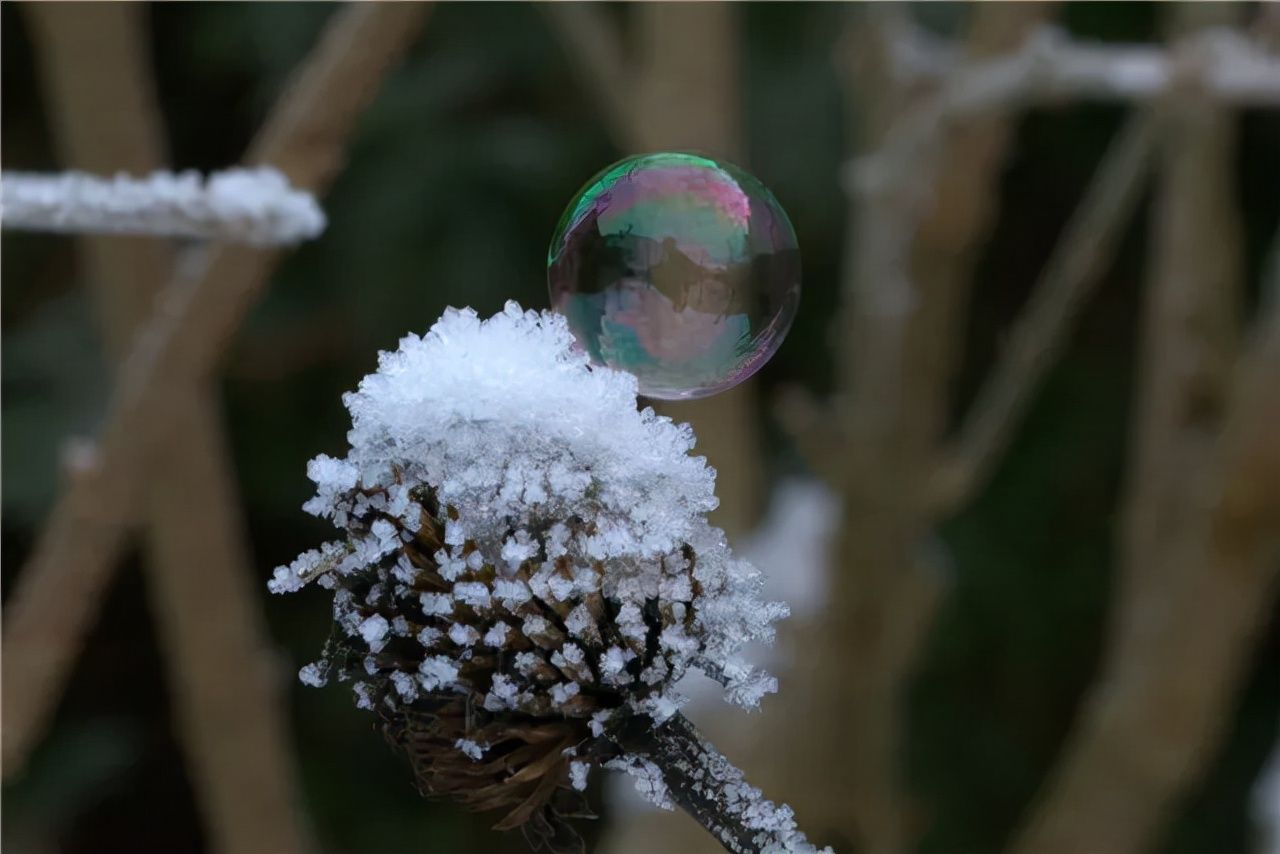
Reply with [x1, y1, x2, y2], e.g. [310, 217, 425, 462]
[547, 152, 801, 401]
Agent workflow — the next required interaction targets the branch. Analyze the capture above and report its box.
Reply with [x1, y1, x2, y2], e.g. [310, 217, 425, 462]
[928, 112, 1159, 513]
[804, 7, 1054, 852]
[1011, 271, 1280, 854]
[1, 168, 324, 245]
[1013, 14, 1272, 850]
[539, 3, 635, 149]
[850, 26, 1280, 196]
[3, 0, 173, 778]
[144, 391, 316, 854]
[611, 713, 829, 854]
[2, 2, 430, 778]
[10, 9, 321, 853]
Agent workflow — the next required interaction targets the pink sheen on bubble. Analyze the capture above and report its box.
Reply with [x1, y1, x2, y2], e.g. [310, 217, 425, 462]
[547, 152, 801, 400]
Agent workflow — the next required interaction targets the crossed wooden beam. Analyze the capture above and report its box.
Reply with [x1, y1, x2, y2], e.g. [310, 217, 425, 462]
[2, 6, 429, 852]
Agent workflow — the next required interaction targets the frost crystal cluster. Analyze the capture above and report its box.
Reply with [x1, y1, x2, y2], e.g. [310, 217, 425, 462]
[1, 167, 324, 245]
[271, 302, 791, 849]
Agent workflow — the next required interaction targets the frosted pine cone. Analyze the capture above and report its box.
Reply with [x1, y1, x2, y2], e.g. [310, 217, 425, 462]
[270, 303, 810, 853]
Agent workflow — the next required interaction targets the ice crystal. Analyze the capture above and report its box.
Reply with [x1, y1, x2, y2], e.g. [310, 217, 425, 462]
[605, 757, 673, 810]
[569, 761, 591, 792]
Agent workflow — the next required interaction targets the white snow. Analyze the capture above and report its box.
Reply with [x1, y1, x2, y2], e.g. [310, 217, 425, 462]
[564, 603, 596, 639]
[1, 167, 326, 245]
[492, 578, 532, 608]
[418, 655, 460, 691]
[454, 738, 488, 761]
[391, 671, 418, 702]
[604, 757, 673, 810]
[359, 615, 389, 649]
[569, 760, 591, 791]
[448, 622, 480, 647]
[482, 622, 511, 647]
[451, 581, 491, 609]
[419, 592, 453, 616]
[550, 681, 580, 706]
[298, 663, 327, 687]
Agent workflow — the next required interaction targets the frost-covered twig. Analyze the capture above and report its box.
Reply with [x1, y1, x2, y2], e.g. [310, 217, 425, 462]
[612, 712, 825, 853]
[2, 2, 429, 778]
[851, 26, 1280, 195]
[867, 14, 1280, 97]
[270, 304, 824, 853]
[1, 168, 325, 245]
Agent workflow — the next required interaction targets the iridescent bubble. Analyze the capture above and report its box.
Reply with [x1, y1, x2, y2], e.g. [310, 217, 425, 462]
[548, 152, 801, 400]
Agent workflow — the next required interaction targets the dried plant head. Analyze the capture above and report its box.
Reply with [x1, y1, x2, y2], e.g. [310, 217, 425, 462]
[270, 303, 791, 852]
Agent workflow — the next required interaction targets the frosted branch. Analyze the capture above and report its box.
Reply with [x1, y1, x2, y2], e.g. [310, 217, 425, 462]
[0, 167, 325, 245]
[612, 713, 829, 854]
[851, 26, 1280, 195]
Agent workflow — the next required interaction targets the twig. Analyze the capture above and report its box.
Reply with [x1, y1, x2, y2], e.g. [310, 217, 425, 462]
[851, 26, 1280, 197]
[547, 9, 774, 853]
[13, 9, 318, 853]
[928, 112, 1160, 514]
[1013, 13, 1273, 851]
[1011, 272, 1280, 854]
[773, 385, 845, 486]
[611, 713, 829, 854]
[801, 8, 1055, 853]
[539, 3, 634, 148]
[2, 2, 431, 778]
[3, 0, 174, 778]
[1, 168, 325, 245]
[143, 390, 316, 854]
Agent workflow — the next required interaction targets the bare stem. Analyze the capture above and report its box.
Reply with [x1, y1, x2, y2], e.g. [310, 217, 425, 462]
[929, 111, 1160, 514]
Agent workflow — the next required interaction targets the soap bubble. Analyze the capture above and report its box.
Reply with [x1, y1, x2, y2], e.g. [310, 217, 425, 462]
[548, 152, 800, 400]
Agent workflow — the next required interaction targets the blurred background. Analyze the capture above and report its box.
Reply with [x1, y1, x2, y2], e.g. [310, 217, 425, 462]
[2, 3, 1278, 854]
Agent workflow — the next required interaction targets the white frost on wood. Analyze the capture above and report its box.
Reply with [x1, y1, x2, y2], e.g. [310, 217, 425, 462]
[569, 760, 591, 792]
[0, 167, 325, 245]
[454, 738, 488, 761]
[852, 26, 1280, 196]
[359, 614, 389, 648]
[298, 663, 327, 688]
[604, 756, 674, 811]
[655, 719, 830, 853]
